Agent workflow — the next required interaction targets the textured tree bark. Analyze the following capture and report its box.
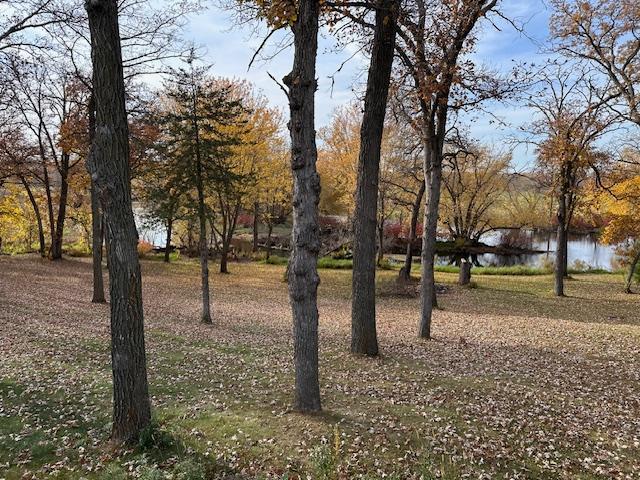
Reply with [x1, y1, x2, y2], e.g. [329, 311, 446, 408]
[191, 83, 212, 323]
[164, 217, 172, 263]
[399, 180, 424, 281]
[283, 0, 322, 412]
[88, 96, 106, 303]
[90, 179, 106, 303]
[418, 146, 443, 339]
[554, 195, 567, 297]
[85, 0, 151, 444]
[350, 0, 397, 356]
[20, 177, 46, 257]
[49, 156, 70, 260]
[196, 163, 212, 322]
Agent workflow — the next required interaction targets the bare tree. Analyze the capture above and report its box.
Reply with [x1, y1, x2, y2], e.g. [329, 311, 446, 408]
[526, 65, 614, 296]
[394, 0, 501, 338]
[551, 0, 640, 128]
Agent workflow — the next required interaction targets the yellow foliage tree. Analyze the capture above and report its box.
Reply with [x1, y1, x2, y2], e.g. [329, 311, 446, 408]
[598, 173, 640, 292]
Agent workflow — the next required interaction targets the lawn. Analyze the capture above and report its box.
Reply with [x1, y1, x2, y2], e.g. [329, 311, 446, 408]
[1, 255, 639, 479]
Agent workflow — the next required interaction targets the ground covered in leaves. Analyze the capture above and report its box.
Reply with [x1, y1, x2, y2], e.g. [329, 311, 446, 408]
[1, 255, 640, 479]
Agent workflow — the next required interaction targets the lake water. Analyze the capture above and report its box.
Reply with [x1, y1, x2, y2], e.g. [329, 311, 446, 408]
[137, 212, 621, 272]
[436, 229, 619, 271]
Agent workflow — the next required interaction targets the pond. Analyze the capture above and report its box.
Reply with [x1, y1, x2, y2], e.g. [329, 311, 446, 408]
[436, 229, 620, 271]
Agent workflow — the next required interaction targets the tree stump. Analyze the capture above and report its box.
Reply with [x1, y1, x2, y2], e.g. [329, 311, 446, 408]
[458, 259, 471, 286]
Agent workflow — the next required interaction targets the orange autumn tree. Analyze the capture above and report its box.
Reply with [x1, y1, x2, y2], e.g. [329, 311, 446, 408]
[598, 168, 640, 293]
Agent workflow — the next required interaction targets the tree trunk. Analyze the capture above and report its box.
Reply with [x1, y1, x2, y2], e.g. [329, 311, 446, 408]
[419, 146, 443, 339]
[283, 0, 322, 413]
[39, 139, 56, 256]
[624, 245, 640, 293]
[220, 239, 230, 274]
[192, 82, 212, 324]
[90, 179, 106, 302]
[399, 180, 425, 281]
[350, 0, 397, 356]
[555, 191, 567, 297]
[50, 157, 70, 260]
[266, 223, 273, 259]
[88, 94, 106, 303]
[85, 0, 151, 445]
[252, 202, 259, 252]
[20, 177, 46, 257]
[458, 258, 471, 286]
[164, 218, 172, 263]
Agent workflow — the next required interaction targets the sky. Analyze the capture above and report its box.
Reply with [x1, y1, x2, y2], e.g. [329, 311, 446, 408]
[181, 0, 554, 167]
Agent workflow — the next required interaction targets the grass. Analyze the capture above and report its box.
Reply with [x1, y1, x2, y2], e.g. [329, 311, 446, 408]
[265, 255, 617, 277]
[1, 255, 640, 479]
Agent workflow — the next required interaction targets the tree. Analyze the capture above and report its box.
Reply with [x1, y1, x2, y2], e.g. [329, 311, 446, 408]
[0, 0, 71, 54]
[551, 0, 640, 129]
[282, 0, 323, 412]
[440, 144, 511, 243]
[350, 0, 398, 357]
[138, 130, 186, 264]
[48, 0, 196, 300]
[85, 0, 151, 444]
[596, 160, 640, 292]
[317, 105, 359, 216]
[208, 81, 282, 273]
[6, 60, 88, 260]
[394, 0, 501, 338]
[0, 127, 47, 257]
[528, 65, 613, 296]
[157, 62, 244, 322]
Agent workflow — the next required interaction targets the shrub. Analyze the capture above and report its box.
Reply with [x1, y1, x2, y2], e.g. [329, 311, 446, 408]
[261, 255, 289, 266]
[237, 213, 254, 228]
[64, 241, 91, 258]
[138, 240, 154, 258]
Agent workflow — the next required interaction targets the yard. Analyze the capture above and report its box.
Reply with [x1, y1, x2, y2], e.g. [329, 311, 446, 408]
[1, 255, 639, 479]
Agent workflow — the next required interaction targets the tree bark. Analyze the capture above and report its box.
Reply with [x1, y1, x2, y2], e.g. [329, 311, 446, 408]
[87, 95, 106, 303]
[458, 258, 471, 286]
[90, 179, 106, 302]
[220, 240, 230, 273]
[350, 0, 397, 356]
[252, 201, 259, 252]
[419, 146, 443, 339]
[399, 180, 424, 281]
[192, 78, 212, 324]
[555, 188, 567, 297]
[266, 223, 273, 260]
[20, 176, 46, 257]
[50, 156, 70, 260]
[283, 0, 322, 412]
[85, 0, 151, 444]
[164, 217, 172, 263]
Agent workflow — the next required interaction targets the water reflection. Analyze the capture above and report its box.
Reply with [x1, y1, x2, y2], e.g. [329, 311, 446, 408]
[435, 229, 619, 271]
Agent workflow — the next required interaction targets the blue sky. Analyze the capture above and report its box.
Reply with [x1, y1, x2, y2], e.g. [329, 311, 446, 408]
[183, 0, 552, 167]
